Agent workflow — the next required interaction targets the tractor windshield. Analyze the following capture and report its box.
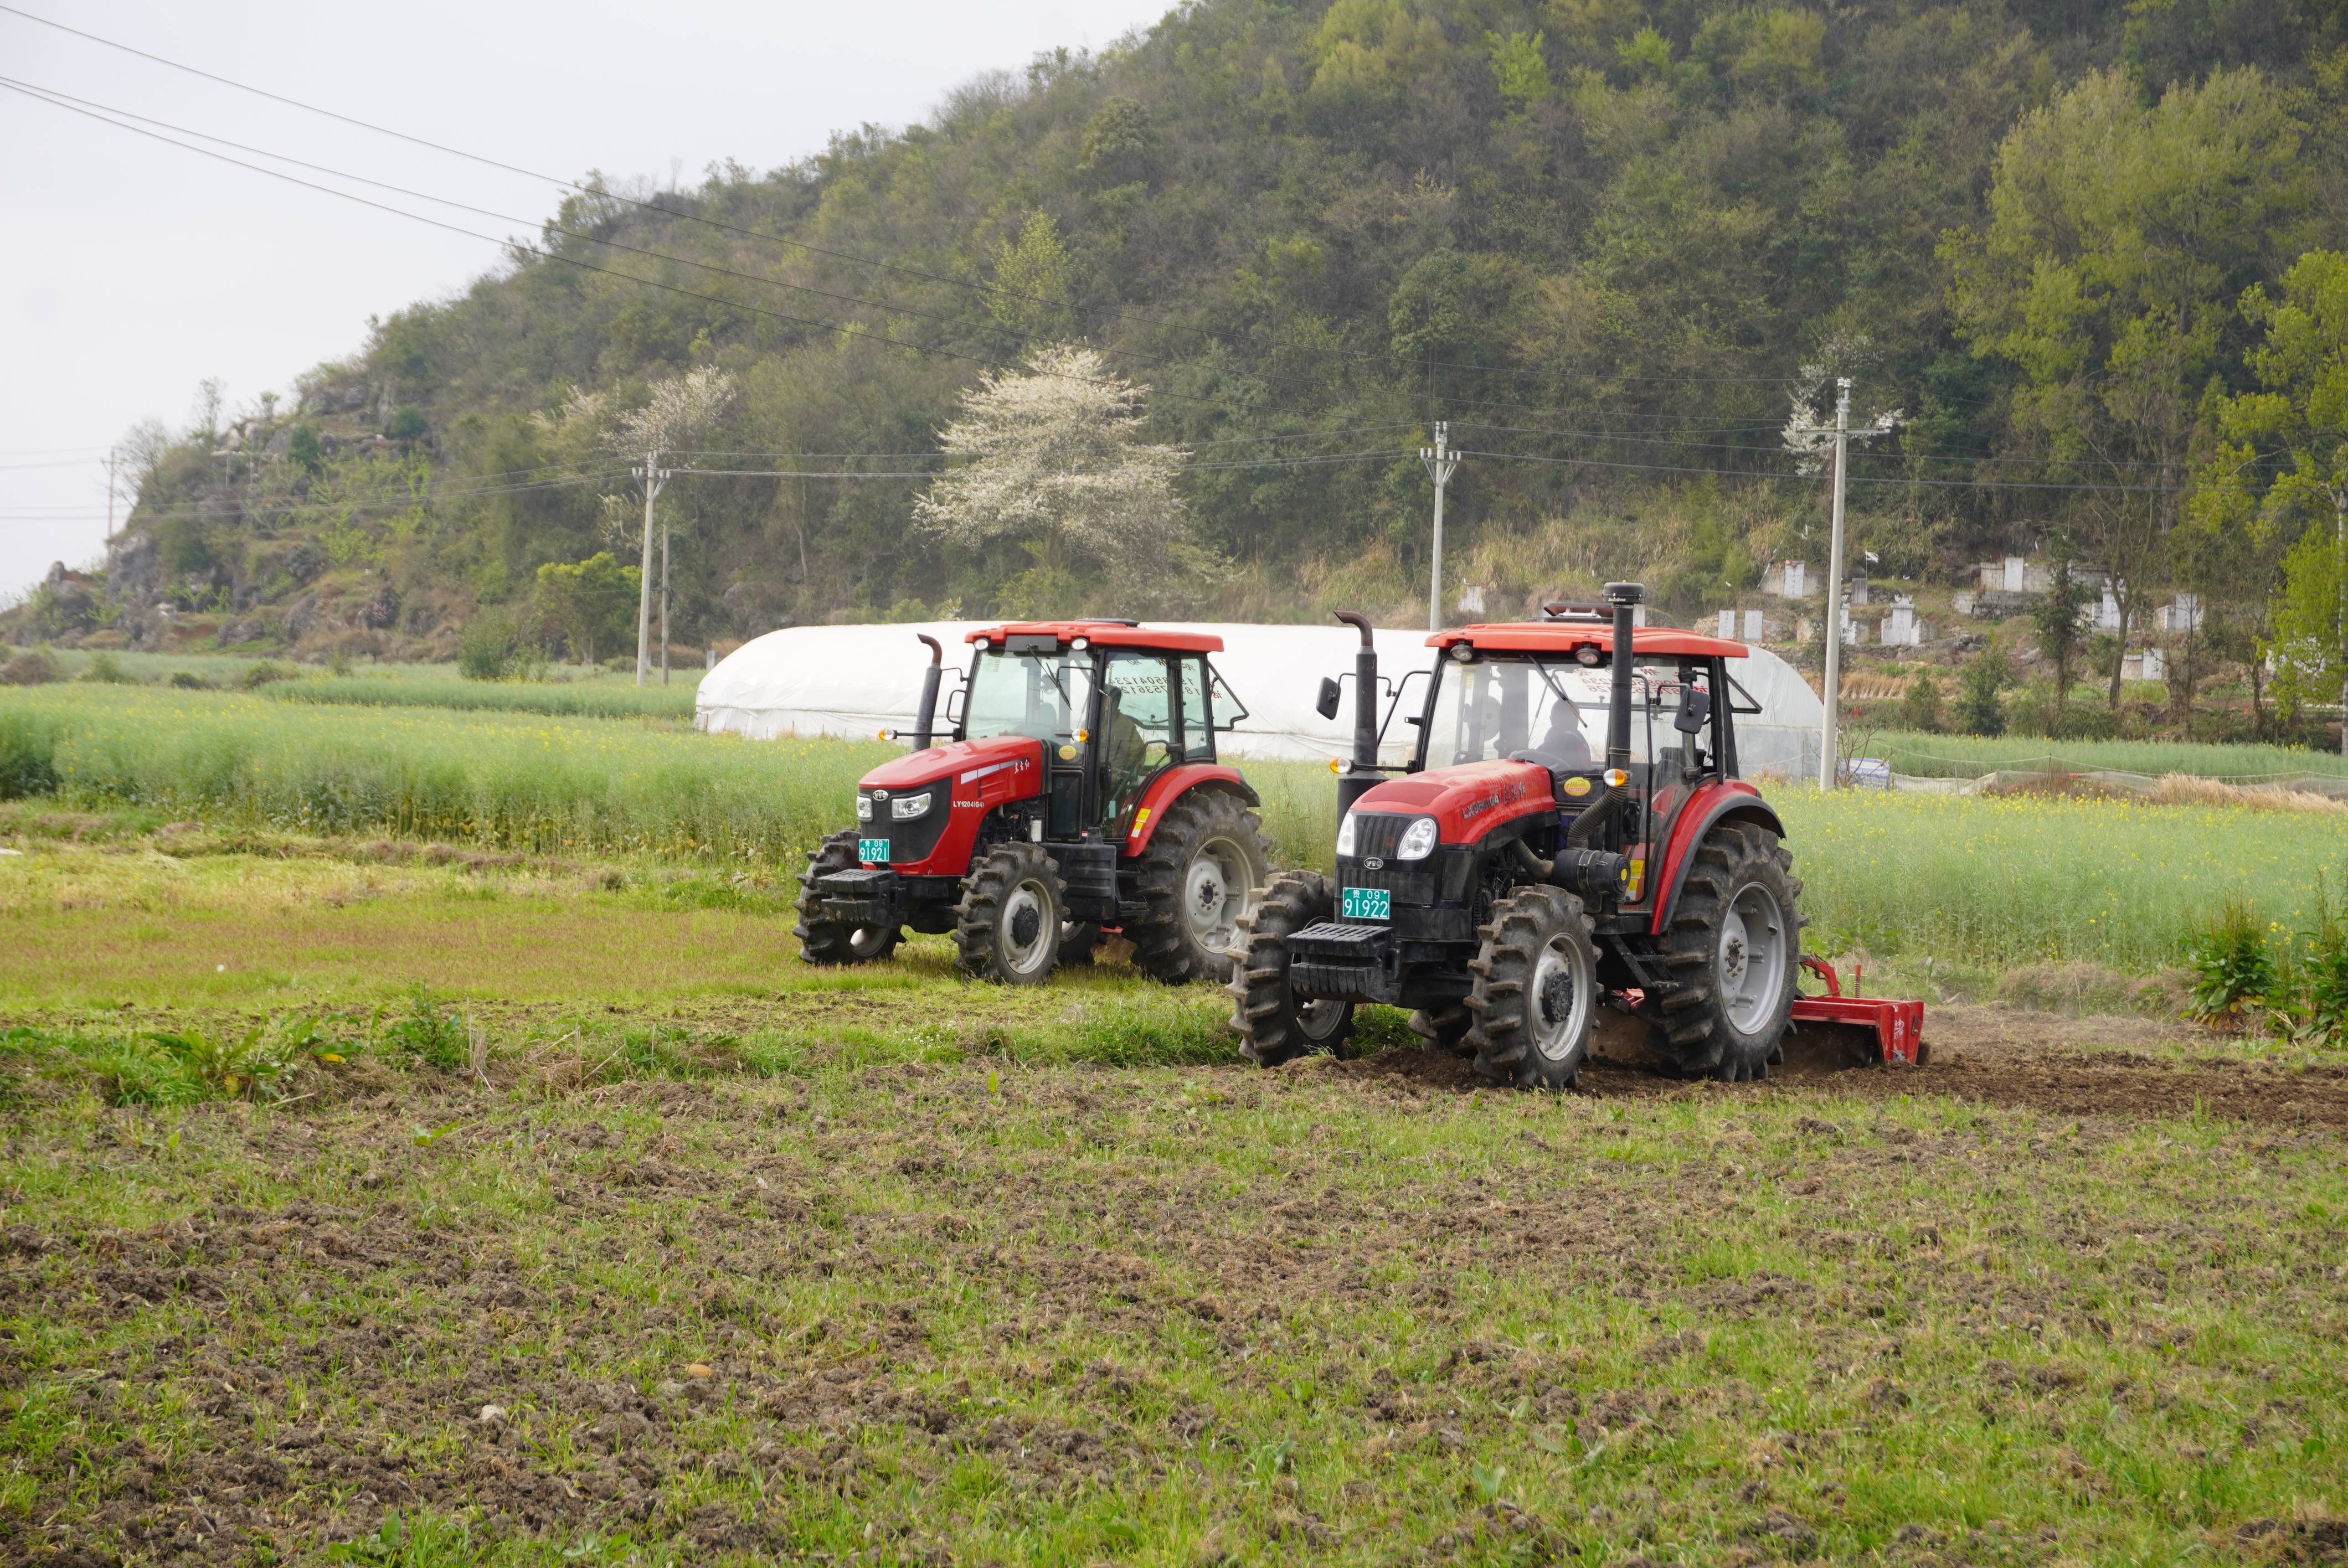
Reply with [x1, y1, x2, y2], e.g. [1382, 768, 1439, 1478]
[961, 646, 1095, 745]
[1424, 654, 1703, 771]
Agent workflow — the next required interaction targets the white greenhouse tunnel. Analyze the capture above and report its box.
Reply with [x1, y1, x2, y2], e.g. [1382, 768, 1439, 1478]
[694, 621, 1826, 780]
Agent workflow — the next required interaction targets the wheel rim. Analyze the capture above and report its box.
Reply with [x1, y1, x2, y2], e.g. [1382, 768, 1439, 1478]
[1528, 932, 1593, 1062]
[1183, 835, 1255, 953]
[1717, 881, 1788, 1034]
[847, 925, 893, 959]
[1000, 878, 1056, 976]
[1294, 996, 1350, 1043]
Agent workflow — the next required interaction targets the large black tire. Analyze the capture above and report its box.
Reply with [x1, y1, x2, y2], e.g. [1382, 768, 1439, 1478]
[1463, 885, 1599, 1090]
[952, 842, 1066, 984]
[1059, 922, 1101, 967]
[1226, 870, 1355, 1065]
[794, 829, 903, 965]
[1127, 790, 1273, 986]
[1654, 824, 1804, 1081]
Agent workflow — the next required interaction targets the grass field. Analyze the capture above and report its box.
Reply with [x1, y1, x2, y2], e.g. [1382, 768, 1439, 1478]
[1867, 730, 2348, 782]
[7, 683, 2346, 981]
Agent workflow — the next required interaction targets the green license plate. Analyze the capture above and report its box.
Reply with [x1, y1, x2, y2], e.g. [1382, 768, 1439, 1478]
[1341, 886, 1391, 921]
[858, 838, 889, 863]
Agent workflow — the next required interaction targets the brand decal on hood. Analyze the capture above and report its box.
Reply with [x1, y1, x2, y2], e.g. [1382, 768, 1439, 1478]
[957, 757, 1032, 784]
[1459, 780, 1528, 819]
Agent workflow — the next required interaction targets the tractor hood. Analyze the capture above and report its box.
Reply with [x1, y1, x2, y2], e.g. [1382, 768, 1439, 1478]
[858, 733, 1044, 793]
[1349, 759, 1554, 845]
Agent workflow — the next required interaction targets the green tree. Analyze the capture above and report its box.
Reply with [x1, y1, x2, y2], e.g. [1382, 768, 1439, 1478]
[533, 553, 640, 666]
[1897, 669, 1945, 734]
[990, 212, 1075, 342]
[2031, 539, 2096, 724]
[1485, 31, 1552, 107]
[1956, 648, 2010, 736]
[2195, 250, 2348, 753]
[1943, 67, 2310, 705]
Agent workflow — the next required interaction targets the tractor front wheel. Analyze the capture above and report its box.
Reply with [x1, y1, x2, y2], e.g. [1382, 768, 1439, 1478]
[952, 842, 1067, 984]
[1128, 790, 1273, 986]
[1463, 885, 1598, 1090]
[1227, 870, 1355, 1065]
[1655, 824, 1804, 1081]
[794, 829, 903, 966]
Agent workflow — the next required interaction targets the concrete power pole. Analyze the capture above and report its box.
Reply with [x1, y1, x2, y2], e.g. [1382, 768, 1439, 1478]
[660, 525, 672, 687]
[1419, 421, 1458, 633]
[103, 449, 120, 547]
[1818, 378, 1852, 789]
[2337, 494, 2346, 757]
[631, 451, 670, 687]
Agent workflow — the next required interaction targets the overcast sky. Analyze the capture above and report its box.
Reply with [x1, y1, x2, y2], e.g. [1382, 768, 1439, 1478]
[0, 0, 1174, 601]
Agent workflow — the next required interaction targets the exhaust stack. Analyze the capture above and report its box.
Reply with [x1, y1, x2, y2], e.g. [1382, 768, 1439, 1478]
[911, 635, 944, 750]
[1333, 611, 1383, 818]
[1603, 582, 1641, 771]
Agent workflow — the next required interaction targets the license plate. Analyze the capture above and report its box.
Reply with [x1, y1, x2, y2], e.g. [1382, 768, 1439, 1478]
[1341, 886, 1391, 921]
[858, 838, 889, 864]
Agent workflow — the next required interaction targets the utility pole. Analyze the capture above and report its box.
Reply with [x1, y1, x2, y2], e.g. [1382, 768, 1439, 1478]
[102, 448, 120, 548]
[1419, 421, 1458, 633]
[659, 525, 672, 687]
[631, 451, 670, 687]
[2336, 493, 2345, 757]
[1819, 377, 1852, 789]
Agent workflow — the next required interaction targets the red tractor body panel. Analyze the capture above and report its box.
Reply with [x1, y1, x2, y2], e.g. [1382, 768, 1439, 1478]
[1643, 778, 1775, 934]
[1121, 764, 1256, 857]
[1427, 625, 1749, 659]
[854, 734, 1044, 876]
[1347, 760, 1556, 845]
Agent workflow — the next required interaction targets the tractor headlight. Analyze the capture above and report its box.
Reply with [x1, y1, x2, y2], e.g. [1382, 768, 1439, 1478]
[856, 795, 874, 822]
[1396, 816, 1438, 860]
[1335, 811, 1358, 857]
[890, 792, 932, 821]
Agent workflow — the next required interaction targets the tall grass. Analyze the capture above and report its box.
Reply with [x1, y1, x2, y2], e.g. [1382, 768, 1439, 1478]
[1868, 730, 2348, 782]
[0, 684, 883, 864]
[6, 685, 2336, 971]
[261, 675, 699, 720]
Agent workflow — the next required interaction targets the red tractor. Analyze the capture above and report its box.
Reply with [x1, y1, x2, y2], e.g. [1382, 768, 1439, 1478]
[796, 621, 1273, 986]
[1230, 584, 1814, 1086]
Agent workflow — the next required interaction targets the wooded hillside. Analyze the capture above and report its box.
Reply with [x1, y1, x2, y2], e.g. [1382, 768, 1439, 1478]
[20, 0, 2348, 677]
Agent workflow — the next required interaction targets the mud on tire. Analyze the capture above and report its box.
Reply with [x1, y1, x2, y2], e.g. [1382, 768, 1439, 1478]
[1127, 790, 1273, 986]
[1463, 885, 1599, 1090]
[1226, 870, 1355, 1065]
[952, 842, 1066, 985]
[1655, 823, 1804, 1081]
[794, 829, 903, 965]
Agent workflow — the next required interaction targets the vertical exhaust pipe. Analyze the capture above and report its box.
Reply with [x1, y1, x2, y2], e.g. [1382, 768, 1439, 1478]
[912, 634, 944, 750]
[1333, 611, 1383, 818]
[1603, 583, 1641, 772]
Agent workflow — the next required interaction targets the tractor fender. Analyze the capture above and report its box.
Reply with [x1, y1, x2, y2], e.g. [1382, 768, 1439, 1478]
[1120, 765, 1259, 858]
[1647, 783, 1785, 935]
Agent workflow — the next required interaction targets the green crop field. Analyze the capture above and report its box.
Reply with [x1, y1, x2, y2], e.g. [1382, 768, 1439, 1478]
[4, 684, 2347, 1563]
[1865, 730, 2348, 783]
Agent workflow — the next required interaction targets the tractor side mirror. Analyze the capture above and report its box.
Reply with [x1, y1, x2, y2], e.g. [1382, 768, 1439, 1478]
[1675, 687, 1711, 736]
[1314, 677, 1342, 722]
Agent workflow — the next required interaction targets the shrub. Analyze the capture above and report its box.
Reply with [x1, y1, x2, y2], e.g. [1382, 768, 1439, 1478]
[1955, 651, 2007, 736]
[84, 651, 128, 684]
[387, 407, 428, 440]
[0, 709, 61, 798]
[2184, 899, 2274, 1027]
[457, 614, 517, 681]
[0, 651, 55, 687]
[1896, 670, 1944, 734]
[241, 661, 293, 689]
[169, 671, 209, 690]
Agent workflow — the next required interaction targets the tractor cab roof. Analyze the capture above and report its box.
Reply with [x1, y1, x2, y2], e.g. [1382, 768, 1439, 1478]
[1429, 623, 1749, 658]
[966, 621, 1226, 653]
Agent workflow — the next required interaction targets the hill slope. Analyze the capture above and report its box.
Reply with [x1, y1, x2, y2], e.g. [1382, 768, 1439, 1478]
[16, 0, 2348, 663]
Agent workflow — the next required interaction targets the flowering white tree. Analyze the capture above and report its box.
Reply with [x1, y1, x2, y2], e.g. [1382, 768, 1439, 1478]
[915, 345, 1196, 597]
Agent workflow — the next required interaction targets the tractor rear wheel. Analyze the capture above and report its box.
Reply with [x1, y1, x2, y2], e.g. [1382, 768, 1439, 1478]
[794, 829, 903, 965]
[1128, 790, 1273, 986]
[1227, 870, 1355, 1065]
[1655, 823, 1803, 1081]
[1464, 885, 1599, 1089]
[952, 842, 1066, 984]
